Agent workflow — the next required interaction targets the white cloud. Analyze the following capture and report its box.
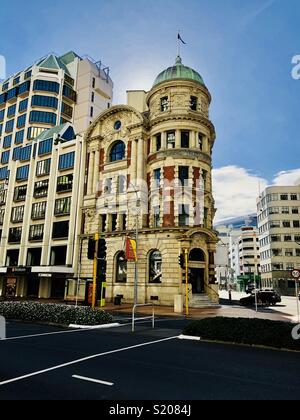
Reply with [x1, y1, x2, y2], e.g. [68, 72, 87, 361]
[212, 166, 267, 222]
[273, 169, 300, 186]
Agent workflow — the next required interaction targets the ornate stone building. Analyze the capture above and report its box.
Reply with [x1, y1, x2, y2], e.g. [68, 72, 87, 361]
[75, 56, 219, 308]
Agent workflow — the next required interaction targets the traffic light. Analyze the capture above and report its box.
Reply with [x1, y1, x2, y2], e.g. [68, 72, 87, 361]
[98, 239, 107, 259]
[88, 239, 96, 260]
[178, 254, 185, 268]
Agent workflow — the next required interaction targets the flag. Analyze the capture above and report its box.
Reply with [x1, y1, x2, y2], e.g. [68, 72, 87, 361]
[178, 33, 186, 45]
[126, 237, 137, 262]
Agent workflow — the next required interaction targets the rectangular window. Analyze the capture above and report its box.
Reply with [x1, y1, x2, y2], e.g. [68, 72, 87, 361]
[57, 174, 73, 193]
[0, 185, 7, 205]
[12, 147, 22, 161]
[14, 185, 27, 202]
[52, 221, 69, 239]
[15, 130, 24, 144]
[90, 107, 94, 118]
[0, 110, 4, 122]
[11, 206, 24, 223]
[120, 214, 127, 231]
[50, 246, 67, 266]
[111, 214, 118, 232]
[178, 166, 189, 186]
[17, 114, 26, 128]
[33, 80, 60, 93]
[26, 248, 42, 266]
[280, 194, 289, 201]
[19, 145, 32, 161]
[153, 206, 160, 228]
[62, 85, 77, 102]
[91, 92, 95, 103]
[27, 126, 48, 140]
[54, 197, 71, 216]
[19, 99, 28, 113]
[29, 224, 44, 242]
[100, 214, 107, 233]
[58, 152, 75, 170]
[104, 178, 112, 194]
[29, 111, 57, 125]
[34, 180, 49, 198]
[190, 96, 198, 111]
[117, 175, 126, 194]
[36, 159, 51, 176]
[292, 207, 299, 214]
[38, 138, 53, 156]
[181, 131, 190, 148]
[6, 88, 17, 101]
[61, 102, 73, 118]
[1, 151, 10, 164]
[198, 133, 203, 150]
[3, 135, 12, 148]
[281, 207, 289, 214]
[153, 169, 161, 188]
[16, 165, 29, 181]
[282, 221, 291, 228]
[167, 131, 175, 149]
[18, 80, 30, 95]
[8, 227, 22, 244]
[6, 249, 20, 266]
[0, 209, 4, 225]
[5, 119, 14, 133]
[0, 167, 9, 181]
[32, 202, 47, 220]
[155, 134, 161, 151]
[7, 104, 16, 118]
[291, 194, 298, 201]
[31, 95, 58, 109]
[179, 204, 190, 227]
[92, 78, 96, 88]
[293, 220, 300, 228]
[161, 97, 169, 112]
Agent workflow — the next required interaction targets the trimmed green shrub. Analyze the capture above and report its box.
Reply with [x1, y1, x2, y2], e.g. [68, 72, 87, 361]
[184, 317, 300, 351]
[0, 302, 113, 326]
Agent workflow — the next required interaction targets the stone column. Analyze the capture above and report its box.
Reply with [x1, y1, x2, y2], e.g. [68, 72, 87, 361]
[193, 131, 198, 148]
[175, 130, 181, 149]
[87, 151, 95, 195]
[162, 132, 167, 149]
[136, 139, 144, 182]
[131, 139, 137, 184]
[93, 148, 100, 193]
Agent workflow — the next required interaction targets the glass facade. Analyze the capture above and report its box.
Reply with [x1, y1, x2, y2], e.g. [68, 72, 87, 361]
[29, 111, 57, 125]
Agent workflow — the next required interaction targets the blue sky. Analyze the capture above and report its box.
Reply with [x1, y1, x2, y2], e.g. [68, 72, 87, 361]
[1, 0, 299, 219]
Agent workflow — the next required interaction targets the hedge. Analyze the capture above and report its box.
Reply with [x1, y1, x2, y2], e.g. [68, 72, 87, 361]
[184, 317, 300, 351]
[0, 302, 113, 326]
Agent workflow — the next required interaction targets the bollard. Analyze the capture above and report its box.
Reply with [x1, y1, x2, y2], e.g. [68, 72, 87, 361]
[0, 316, 6, 340]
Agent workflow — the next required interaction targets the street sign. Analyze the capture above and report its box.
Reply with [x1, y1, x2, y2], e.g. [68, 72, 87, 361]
[291, 269, 300, 279]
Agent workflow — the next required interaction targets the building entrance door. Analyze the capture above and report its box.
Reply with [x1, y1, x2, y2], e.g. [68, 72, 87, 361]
[27, 276, 39, 298]
[190, 268, 205, 294]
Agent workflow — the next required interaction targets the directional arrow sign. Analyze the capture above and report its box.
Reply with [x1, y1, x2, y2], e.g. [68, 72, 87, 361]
[291, 269, 300, 279]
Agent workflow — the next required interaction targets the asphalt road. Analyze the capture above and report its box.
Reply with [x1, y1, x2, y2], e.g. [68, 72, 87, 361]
[0, 317, 300, 401]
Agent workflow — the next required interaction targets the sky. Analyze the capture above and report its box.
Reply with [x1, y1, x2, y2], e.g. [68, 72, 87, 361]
[1, 0, 300, 221]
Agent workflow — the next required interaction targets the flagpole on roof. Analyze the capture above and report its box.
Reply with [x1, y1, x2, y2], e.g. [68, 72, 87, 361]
[177, 30, 181, 57]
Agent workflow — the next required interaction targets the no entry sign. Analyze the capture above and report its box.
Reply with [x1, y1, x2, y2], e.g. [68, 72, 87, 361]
[291, 269, 300, 279]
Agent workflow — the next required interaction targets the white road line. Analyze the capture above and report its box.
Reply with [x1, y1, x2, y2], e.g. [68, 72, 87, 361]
[3, 328, 94, 341]
[0, 335, 179, 386]
[72, 375, 114, 387]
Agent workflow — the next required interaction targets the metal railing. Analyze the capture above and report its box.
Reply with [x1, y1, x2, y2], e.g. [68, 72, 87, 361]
[132, 304, 155, 332]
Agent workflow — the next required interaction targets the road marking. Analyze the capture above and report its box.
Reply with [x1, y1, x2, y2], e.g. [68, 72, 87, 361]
[3, 328, 95, 341]
[0, 335, 179, 386]
[178, 335, 201, 341]
[72, 375, 114, 386]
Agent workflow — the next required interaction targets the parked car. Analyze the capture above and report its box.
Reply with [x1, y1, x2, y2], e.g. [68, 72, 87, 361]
[240, 290, 281, 307]
[245, 284, 255, 294]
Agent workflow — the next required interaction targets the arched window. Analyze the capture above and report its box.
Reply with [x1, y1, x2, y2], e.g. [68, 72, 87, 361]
[189, 248, 205, 262]
[110, 141, 125, 162]
[116, 251, 127, 283]
[149, 250, 162, 284]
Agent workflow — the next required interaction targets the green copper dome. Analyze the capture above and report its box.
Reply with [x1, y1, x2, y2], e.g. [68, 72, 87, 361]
[153, 56, 205, 88]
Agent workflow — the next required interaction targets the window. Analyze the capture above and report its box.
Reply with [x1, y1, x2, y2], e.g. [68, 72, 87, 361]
[155, 134, 161, 151]
[14, 185, 27, 202]
[281, 207, 289, 214]
[33, 80, 60, 93]
[92, 78, 96, 88]
[36, 159, 51, 176]
[190, 96, 198, 111]
[13, 147, 21, 161]
[181, 131, 190, 148]
[111, 214, 118, 231]
[167, 131, 175, 149]
[31, 95, 58, 109]
[292, 207, 299, 214]
[57, 174, 73, 192]
[17, 114, 26, 128]
[6, 249, 19, 266]
[280, 194, 288, 201]
[284, 235, 292, 242]
[19, 99, 28, 113]
[291, 194, 298, 201]
[3, 135, 12, 148]
[62, 85, 77, 102]
[90, 107, 94, 118]
[11, 206, 24, 223]
[27, 126, 48, 140]
[295, 235, 300, 242]
[120, 214, 127, 231]
[8, 227, 22, 244]
[1, 151, 10, 164]
[153, 168, 161, 189]
[149, 251, 162, 283]
[26, 248, 42, 266]
[0, 110, 4, 122]
[161, 97, 169, 112]
[61, 102, 73, 118]
[38, 138, 53, 156]
[179, 204, 190, 226]
[7, 104, 16, 118]
[117, 175, 126, 194]
[91, 92, 95, 103]
[29, 111, 57, 125]
[19, 145, 32, 161]
[270, 221, 280, 228]
[50, 246, 67, 266]
[13, 77, 20, 86]
[34, 180, 49, 198]
[6, 88, 17, 101]
[0, 167, 9, 181]
[110, 141, 125, 162]
[293, 220, 300, 228]
[32, 202, 47, 220]
[54, 197, 71, 216]
[285, 249, 294, 257]
[198, 133, 203, 150]
[116, 251, 127, 283]
[16, 165, 29, 181]
[52, 221, 69, 239]
[153, 206, 160, 228]
[104, 178, 112, 194]
[58, 152, 75, 170]
[0, 209, 4, 225]
[100, 214, 107, 233]
[178, 166, 189, 186]
[19, 81, 30, 95]
[5, 119, 14, 133]
[15, 130, 24, 144]
[0, 185, 7, 205]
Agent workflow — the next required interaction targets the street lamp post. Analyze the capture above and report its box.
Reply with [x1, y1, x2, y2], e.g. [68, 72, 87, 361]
[128, 183, 140, 306]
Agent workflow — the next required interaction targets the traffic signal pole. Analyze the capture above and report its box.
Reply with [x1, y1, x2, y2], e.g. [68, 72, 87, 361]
[92, 233, 99, 309]
[185, 249, 189, 317]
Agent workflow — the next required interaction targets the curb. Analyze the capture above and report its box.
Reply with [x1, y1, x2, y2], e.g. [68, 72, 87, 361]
[68, 323, 121, 330]
[178, 334, 201, 341]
